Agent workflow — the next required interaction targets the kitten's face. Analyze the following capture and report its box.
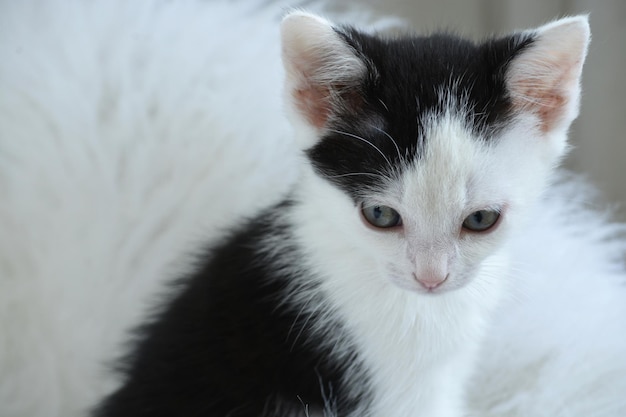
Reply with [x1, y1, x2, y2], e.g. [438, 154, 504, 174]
[331, 112, 551, 294]
[300, 108, 556, 295]
[281, 12, 589, 294]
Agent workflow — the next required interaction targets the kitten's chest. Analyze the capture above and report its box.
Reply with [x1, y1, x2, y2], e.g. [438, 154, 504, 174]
[310, 266, 490, 417]
[325, 277, 484, 367]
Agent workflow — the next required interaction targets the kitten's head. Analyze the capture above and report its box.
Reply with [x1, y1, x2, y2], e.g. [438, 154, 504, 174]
[280, 12, 589, 295]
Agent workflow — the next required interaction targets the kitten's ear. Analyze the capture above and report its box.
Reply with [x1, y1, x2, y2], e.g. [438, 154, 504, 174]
[280, 11, 369, 134]
[506, 16, 590, 134]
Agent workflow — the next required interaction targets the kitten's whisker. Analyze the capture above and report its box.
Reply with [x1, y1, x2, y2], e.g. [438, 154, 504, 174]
[324, 172, 383, 180]
[370, 125, 402, 162]
[328, 128, 392, 168]
[378, 98, 389, 112]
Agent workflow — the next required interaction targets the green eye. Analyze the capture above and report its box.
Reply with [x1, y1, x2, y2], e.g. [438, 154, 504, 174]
[362, 205, 402, 228]
[462, 210, 500, 232]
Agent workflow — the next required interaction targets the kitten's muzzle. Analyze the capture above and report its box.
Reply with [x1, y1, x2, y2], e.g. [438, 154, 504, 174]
[413, 272, 449, 290]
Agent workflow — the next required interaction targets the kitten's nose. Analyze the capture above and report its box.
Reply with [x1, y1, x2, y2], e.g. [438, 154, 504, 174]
[413, 272, 449, 290]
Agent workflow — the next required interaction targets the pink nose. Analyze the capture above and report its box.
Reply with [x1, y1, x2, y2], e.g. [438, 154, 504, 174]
[414, 273, 449, 290]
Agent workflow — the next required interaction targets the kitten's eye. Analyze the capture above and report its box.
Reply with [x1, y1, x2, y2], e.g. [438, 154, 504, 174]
[361, 205, 402, 229]
[462, 210, 500, 232]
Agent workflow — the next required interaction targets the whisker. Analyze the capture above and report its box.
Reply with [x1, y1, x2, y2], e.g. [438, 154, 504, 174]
[323, 172, 384, 180]
[378, 98, 389, 112]
[328, 128, 392, 168]
[369, 125, 402, 162]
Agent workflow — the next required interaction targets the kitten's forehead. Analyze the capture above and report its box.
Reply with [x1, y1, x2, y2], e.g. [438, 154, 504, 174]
[352, 29, 531, 136]
[307, 95, 495, 204]
[306, 31, 533, 202]
[397, 112, 484, 215]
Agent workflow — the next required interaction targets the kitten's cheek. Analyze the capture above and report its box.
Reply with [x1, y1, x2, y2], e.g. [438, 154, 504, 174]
[386, 265, 420, 292]
[449, 268, 479, 289]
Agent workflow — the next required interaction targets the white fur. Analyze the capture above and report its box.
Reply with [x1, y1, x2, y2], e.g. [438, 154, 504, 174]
[286, 105, 576, 415]
[291, 162, 506, 417]
[282, 13, 591, 416]
[0, 1, 297, 415]
[0, 2, 625, 417]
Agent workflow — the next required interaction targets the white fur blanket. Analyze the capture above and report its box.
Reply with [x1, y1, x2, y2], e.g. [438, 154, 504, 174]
[1, 1, 625, 416]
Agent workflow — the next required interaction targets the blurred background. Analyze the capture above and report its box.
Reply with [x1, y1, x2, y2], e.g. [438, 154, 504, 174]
[332, 0, 626, 220]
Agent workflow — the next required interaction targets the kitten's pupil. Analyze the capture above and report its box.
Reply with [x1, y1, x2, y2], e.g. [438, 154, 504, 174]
[362, 205, 401, 228]
[463, 210, 500, 232]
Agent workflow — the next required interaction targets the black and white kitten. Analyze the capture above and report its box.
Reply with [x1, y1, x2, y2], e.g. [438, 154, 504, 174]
[95, 11, 590, 417]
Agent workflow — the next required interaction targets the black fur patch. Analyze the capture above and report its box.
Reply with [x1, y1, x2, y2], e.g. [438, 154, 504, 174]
[307, 28, 534, 201]
[94, 201, 370, 417]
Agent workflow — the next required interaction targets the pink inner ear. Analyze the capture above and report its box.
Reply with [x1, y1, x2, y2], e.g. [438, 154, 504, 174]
[293, 85, 331, 129]
[506, 18, 589, 134]
[511, 50, 585, 133]
[536, 92, 567, 134]
[513, 79, 569, 133]
[281, 12, 368, 132]
[293, 83, 365, 130]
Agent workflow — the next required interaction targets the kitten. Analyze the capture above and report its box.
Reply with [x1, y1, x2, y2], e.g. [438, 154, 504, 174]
[94, 10, 590, 417]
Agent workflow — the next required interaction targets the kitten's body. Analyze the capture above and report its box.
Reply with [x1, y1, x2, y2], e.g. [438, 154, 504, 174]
[96, 11, 590, 417]
[3, 1, 625, 417]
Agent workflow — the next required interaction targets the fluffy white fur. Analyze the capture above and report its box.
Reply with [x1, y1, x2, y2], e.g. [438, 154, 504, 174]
[287, 114, 509, 416]
[0, 1, 296, 416]
[0, 1, 625, 417]
[282, 12, 595, 416]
